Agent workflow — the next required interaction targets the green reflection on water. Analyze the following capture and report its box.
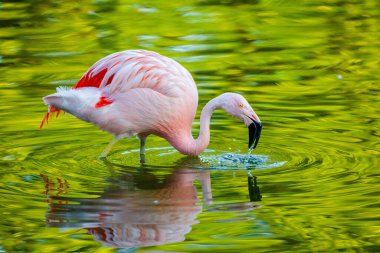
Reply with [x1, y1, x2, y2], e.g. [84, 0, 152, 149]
[0, 0, 379, 252]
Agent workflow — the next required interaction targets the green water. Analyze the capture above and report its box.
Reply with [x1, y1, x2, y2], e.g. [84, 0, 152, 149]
[1, 0, 380, 252]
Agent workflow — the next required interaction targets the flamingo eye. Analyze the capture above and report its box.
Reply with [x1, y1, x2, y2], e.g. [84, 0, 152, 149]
[239, 104, 244, 108]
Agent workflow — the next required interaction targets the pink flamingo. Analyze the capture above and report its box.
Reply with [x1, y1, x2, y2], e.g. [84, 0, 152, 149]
[41, 50, 262, 160]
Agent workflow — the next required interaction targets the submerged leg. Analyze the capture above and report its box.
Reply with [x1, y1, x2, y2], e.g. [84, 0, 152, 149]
[99, 137, 118, 159]
[139, 135, 147, 163]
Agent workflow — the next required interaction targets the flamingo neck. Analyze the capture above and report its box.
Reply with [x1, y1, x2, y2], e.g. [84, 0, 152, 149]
[168, 96, 220, 156]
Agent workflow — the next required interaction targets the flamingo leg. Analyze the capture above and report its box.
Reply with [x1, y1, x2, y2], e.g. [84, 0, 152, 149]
[139, 135, 147, 163]
[199, 171, 213, 205]
[99, 137, 118, 159]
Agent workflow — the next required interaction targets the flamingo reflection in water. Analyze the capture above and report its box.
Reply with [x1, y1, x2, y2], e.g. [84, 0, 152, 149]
[42, 158, 260, 248]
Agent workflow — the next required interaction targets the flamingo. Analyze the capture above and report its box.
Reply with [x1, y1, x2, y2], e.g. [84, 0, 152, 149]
[41, 50, 262, 161]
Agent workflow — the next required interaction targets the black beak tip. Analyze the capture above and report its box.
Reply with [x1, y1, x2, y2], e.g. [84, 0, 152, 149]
[248, 121, 262, 150]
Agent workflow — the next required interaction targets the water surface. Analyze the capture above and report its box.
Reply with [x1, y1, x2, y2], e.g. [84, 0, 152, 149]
[0, 0, 379, 252]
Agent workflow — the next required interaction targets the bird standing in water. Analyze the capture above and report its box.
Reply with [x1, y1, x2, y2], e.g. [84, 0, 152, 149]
[41, 50, 262, 161]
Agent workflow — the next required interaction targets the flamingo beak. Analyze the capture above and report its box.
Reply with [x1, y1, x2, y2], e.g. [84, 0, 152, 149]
[248, 117, 262, 150]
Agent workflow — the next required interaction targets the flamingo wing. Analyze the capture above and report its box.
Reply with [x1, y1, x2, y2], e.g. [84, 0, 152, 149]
[76, 50, 195, 97]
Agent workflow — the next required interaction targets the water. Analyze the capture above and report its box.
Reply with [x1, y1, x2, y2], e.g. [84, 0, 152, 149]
[1, 0, 379, 252]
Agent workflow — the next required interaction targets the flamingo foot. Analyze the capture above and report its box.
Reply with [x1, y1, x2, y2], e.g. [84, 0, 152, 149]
[140, 153, 146, 164]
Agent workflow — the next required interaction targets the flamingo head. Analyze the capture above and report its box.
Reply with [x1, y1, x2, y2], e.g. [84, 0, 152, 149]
[218, 93, 262, 150]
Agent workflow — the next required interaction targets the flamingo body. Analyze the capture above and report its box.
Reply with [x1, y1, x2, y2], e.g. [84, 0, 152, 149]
[42, 50, 262, 158]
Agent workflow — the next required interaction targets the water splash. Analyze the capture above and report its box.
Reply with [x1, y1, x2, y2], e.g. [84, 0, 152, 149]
[200, 153, 287, 170]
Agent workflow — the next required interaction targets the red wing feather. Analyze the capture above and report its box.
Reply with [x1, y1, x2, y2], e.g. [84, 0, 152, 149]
[74, 68, 115, 89]
[95, 96, 113, 108]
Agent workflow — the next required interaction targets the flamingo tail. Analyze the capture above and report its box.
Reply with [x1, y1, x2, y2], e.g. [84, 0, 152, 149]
[40, 106, 61, 128]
